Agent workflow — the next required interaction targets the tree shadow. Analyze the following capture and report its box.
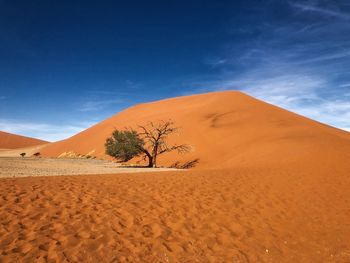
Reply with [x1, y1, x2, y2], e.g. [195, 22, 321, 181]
[117, 164, 150, 168]
[170, 158, 200, 169]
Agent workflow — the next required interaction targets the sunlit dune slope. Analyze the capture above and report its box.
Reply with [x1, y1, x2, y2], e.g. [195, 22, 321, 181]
[41, 91, 350, 171]
[0, 131, 48, 149]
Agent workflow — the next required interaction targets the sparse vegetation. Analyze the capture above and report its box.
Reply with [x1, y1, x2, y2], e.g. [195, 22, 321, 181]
[105, 120, 189, 167]
[105, 130, 145, 162]
[33, 152, 41, 157]
[57, 151, 96, 159]
[20, 152, 26, 158]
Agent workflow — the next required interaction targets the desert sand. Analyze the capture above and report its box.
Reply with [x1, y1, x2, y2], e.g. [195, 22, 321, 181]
[0, 144, 48, 158]
[0, 168, 349, 262]
[0, 158, 180, 178]
[0, 131, 48, 149]
[0, 91, 350, 262]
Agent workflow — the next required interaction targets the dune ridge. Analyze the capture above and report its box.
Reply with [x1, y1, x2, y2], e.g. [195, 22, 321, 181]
[0, 131, 48, 150]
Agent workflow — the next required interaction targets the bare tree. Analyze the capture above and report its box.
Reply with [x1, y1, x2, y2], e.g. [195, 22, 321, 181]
[138, 120, 189, 167]
[105, 120, 189, 168]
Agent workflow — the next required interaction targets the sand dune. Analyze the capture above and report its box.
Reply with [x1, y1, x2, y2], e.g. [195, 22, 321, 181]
[41, 91, 350, 173]
[0, 131, 48, 149]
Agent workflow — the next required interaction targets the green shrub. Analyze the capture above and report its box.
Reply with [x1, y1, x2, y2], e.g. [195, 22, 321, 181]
[105, 130, 144, 162]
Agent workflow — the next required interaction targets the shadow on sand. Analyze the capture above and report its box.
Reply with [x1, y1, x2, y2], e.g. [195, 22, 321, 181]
[170, 158, 200, 169]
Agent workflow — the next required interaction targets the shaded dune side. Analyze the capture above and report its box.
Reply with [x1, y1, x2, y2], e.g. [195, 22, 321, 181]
[41, 91, 350, 172]
[0, 131, 48, 149]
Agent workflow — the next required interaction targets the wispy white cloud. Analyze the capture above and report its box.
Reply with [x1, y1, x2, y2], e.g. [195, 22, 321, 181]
[340, 83, 350, 88]
[291, 2, 350, 20]
[125, 79, 142, 90]
[78, 99, 123, 112]
[204, 57, 227, 67]
[235, 72, 350, 132]
[78, 80, 143, 112]
[0, 119, 96, 142]
[294, 50, 350, 65]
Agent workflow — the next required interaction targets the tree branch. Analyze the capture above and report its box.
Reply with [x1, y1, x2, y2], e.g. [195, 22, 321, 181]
[158, 144, 190, 155]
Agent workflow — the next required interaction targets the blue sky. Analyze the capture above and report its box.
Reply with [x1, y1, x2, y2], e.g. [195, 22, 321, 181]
[0, 0, 349, 141]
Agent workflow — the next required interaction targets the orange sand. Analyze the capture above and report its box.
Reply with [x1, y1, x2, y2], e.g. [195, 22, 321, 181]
[0, 167, 349, 262]
[1, 91, 350, 262]
[0, 131, 48, 149]
[41, 91, 350, 172]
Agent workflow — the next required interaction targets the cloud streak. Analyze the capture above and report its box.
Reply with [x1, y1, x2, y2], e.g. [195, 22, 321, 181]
[0, 119, 96, 142]
[78, 99, 123, 112]
[291, 2, 350, 20]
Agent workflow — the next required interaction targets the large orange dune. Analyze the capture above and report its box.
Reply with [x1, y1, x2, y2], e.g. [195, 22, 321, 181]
[42, 90, 350, 173]
[0, 131, 48, 149]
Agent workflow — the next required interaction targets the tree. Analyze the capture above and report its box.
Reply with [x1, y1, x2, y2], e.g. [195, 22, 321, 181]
[105, 120, 189, 167]
[20, 152, 26, 158]
[105, 130, 145, 162]
[138, 121, 189, 167]
[33, 152, 41, 157]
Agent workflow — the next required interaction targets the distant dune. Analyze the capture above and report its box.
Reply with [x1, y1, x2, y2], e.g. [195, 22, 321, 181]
[0, 131, 48, 149]
[41, 91, 350, 173]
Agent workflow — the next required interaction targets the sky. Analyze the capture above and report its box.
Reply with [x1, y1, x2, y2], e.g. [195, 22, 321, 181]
[0, 0, 349, 141]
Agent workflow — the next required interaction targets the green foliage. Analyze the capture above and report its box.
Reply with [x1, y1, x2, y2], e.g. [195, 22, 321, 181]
[105, 121, 189, 167]
[105, 130, 144, 162]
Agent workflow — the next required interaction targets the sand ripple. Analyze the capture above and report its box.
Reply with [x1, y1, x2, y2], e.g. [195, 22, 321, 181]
[0, 169, 350, 262]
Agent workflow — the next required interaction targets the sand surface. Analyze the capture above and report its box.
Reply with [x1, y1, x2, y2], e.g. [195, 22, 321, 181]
[0, 131, 47, 149]
[0, 158, 180, 178]
[41, 91, 350, 171]
[0, 168, 349, 262]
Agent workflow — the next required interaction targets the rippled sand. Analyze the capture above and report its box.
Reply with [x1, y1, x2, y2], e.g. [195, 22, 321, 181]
[0, 168, 349, 262]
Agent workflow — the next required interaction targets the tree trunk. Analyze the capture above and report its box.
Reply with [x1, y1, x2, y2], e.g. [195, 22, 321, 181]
[142, 149, 153, 167]
[152, 144, 158, 168]
[152, 154, 157, 168]
[147, 156, 153, 167]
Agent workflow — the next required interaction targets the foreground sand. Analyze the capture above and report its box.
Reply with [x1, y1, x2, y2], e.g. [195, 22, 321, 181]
[1, 168, 349, 262]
